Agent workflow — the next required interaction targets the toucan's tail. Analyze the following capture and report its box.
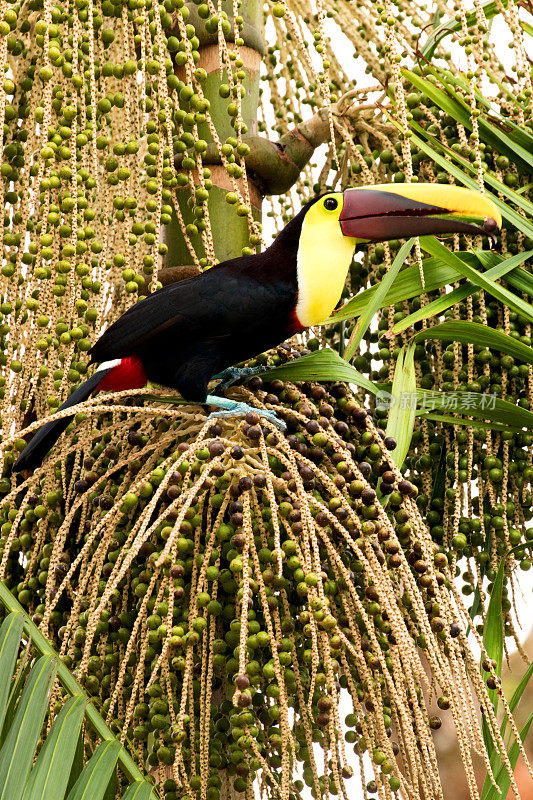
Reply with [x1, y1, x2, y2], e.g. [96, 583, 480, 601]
[13, 368, 112, 473]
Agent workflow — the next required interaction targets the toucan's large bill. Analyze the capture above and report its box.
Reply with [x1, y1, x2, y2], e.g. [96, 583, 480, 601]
[339, 183, 501, 244]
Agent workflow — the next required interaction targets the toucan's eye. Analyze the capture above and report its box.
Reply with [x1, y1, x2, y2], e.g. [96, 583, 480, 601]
[323, 197, 338, 211]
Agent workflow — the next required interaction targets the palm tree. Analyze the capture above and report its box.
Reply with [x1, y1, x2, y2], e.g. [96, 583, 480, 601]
[0, 0, 532, 798]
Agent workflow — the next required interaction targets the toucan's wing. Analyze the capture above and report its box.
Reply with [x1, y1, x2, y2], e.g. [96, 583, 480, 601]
[90, 266, 238, 361]
[89, 259, 296, 362]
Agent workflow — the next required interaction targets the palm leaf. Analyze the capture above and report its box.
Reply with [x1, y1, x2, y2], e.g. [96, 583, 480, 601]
[332, 248, 532, 327]
[423, 138, 533, 238]
[478, 558, 507, 798]
[440, 69, 533, 151]
[507, 662, 533, 719]
[1, 650, 32, 748]
[421, 0, 505, 59]
[438, 144, 533, 221]
[329, 256, 460, 323]
[122, 784, 158, 800]
[67, 731, 85, 797]
[482, 712, 533, 800]
[473, 250, 533, 298]
[391, 250, 533, 335]
[412, 321, 533, 366]
[403, 69, 533, 173]
[416, 390, 533, 431]
[0, 655, 57, 800]
[493, 660, 533, 769]
[393, 84, 533, 217]
[0, 612, 24, 734]
[521, 19, 533, 38]
[481, 648, 533, 800]
[383, 344, 417, 468]
[66, 741, 121, 800]
[491, 713, 533, 800]
[104, 769, 117, 800]
[483, 557, 505, 709]
[0, 580, 158, 800]
[419, 237, 533, 323]
[421, 413, 520, 434]
[260, 348, 379, 395]
[343, 238, 416, 361]
[429, 443, 446, 505]
[22, 696, 87, 800]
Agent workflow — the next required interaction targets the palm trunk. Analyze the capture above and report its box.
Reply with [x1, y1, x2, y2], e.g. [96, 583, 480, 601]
[162, 0, 264, 276]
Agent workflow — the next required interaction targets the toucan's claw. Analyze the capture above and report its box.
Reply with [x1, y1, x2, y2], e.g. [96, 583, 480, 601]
[213, 365, 267, 393]
[205, 396, 287, 431]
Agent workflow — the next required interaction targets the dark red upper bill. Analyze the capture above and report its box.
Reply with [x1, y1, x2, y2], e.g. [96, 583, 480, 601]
[339, 189, 496, 243]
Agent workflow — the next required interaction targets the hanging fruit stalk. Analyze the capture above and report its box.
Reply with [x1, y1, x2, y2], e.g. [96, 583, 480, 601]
[0, 0, 532, 799]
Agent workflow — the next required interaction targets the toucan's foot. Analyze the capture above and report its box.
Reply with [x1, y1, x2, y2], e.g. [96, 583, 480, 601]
[205, 395, 286, 431]
[213, 365, 267, 393]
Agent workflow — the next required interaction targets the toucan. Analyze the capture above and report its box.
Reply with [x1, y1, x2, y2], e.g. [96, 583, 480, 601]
[13, 183, 501, 472]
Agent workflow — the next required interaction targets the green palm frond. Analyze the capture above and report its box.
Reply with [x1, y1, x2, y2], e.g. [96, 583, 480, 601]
[0, 593, 158, 800]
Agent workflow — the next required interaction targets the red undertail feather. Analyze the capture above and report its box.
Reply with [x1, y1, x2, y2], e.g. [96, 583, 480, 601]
[97, 357, 147, 392]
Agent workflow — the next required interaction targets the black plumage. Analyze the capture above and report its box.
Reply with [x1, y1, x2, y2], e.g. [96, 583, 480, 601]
[13, 203, 311, 472]
[90, 203, 309, 400]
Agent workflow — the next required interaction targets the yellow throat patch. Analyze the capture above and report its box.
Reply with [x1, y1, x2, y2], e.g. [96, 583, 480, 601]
[295, 193, 356, 328]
